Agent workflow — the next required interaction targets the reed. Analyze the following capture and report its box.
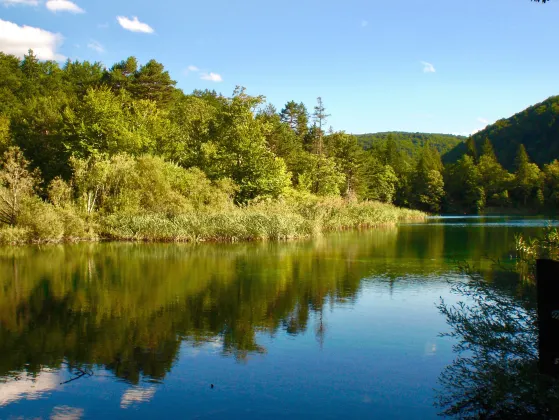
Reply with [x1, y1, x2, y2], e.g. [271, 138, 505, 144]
[99, 197, 426, 243]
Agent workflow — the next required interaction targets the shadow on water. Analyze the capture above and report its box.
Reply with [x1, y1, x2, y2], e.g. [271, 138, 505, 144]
[435, 265, 559, 419]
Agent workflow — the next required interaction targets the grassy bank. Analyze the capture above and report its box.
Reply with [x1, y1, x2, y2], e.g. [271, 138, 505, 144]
[0, 196, 425, 245]
[100, 198, 426, 243]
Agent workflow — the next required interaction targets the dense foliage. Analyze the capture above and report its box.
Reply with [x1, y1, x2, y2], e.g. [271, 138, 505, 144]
[0, 50, 428, 243]
[356, 132, 464, 157]
[0, 49, 556, 242]
[444, 95, 559, 170]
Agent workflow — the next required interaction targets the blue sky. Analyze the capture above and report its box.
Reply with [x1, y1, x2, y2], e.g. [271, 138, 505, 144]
[1, 0, 558, 135]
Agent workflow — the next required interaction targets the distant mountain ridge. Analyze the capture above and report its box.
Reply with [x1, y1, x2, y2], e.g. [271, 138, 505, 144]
[443, 95, 559, 169]
[355, 132, 465, 157]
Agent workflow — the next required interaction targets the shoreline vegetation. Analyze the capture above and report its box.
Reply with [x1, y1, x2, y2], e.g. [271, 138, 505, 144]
[0, 148, 425, 245]
[0, 52, 555, 246]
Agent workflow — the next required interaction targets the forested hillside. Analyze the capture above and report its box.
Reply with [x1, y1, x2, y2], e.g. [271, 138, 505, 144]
[444, 95, 559, 169]
[356, 132, 464, 157]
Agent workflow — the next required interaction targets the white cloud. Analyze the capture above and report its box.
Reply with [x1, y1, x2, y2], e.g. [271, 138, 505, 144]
[0, 19, 65, 60]
[87, 40, 104, 53]
[120, 386, 156, 409]
[200, 72, 223, 82]
[46, 0, 84, 13]
[421, 61, 436, 73]
[117, 16, 154, 33]
[2, 0, 39, 6]
[50, 405, 84, 420]
[477, 117, 489, 125]
[97, 22, 109, 29]
[187, 65, 199, 72]
[0, 370, 60, 407]
[361, 20, 368, 27]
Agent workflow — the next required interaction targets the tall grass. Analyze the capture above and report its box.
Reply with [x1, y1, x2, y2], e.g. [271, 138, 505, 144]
[0, 193, 425, 245]
[99, 197, 426, 243]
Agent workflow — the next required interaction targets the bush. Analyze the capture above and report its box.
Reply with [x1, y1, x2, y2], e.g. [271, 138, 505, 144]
[58, 208, 97, 241]
[18, 198, 64, 243]
[0, 226, 30, 245]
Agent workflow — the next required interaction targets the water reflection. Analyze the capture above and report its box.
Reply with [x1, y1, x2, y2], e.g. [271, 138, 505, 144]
[436, 267, 559, 419]
[1, 230, 409, 383]
[0, 224, 538, 382]
[0, 219, 554, 417]
[0, 370, 60, 407]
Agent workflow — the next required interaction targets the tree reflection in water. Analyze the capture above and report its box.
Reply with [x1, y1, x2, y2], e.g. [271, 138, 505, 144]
[436, 267, 559, 419]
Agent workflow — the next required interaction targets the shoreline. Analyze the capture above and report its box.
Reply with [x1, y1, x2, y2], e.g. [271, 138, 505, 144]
[0, 215, 426, 247]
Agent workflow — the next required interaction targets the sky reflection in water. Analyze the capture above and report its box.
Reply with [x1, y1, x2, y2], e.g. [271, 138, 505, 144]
[0, 217, 552, 418]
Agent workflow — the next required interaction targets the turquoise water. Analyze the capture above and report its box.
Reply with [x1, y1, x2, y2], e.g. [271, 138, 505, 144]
[0, 216, 550, 419]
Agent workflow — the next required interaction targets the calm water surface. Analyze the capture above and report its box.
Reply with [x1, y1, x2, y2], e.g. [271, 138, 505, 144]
[0, 216, 552, 419]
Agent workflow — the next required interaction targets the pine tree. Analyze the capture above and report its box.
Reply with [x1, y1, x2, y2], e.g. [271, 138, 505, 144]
[130, 59, 177, 107]
[280, 101, 308, 139]
[514, 144, 542, 206]
[312, 97, 330, 157]
[481, 138, 496, 160]
[466, 136, 478, 163]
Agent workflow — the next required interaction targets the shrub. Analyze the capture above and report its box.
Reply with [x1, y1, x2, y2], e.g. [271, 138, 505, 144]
[0, 226, 30, 245]
[18, 198, 64, 243]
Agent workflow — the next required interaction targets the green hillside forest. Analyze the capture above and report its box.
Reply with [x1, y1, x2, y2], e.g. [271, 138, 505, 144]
[356, 132, 464, 157]
[444, 95, 559, 169]
[0, 50, 557, 244]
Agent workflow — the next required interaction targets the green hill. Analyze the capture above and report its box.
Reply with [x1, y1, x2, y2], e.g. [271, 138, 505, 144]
[443, 95, 559, 169]
[356, 132, 464, 157]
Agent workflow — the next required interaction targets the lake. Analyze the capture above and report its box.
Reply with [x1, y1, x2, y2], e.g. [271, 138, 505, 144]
[0, 216, 554, 419]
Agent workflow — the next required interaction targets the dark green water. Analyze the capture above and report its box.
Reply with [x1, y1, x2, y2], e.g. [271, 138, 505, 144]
[0, 216, 555, 419]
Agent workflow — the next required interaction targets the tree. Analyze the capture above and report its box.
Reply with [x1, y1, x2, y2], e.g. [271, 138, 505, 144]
[445, 155, 485, 213]
[130, 59, 177, 108]
[312, 97, 330, 156]
[0, 52, 24, 117]
[62, 59, 104, 97]
[166, 95, 217, 168]
[481, 138, 496, 160]
[64, 87, 171, 159]
[413, 146, 445, 212]
[325, 132, 364, 197]
[0, 147, 40, 226]
[103, 56, 138, 93]
[0, 115, 12, 155]
[478, 138, 514, 207]
[11, 94, 70, 182]
[380, 135, 414, 206]
[543, 160, 559, 207]
[419, 169, 445, 212]
[362, 156, 398, 203]
[71, 154, 111, 215]
[257, 105, 304, 182]
[298, 154, 344, 196]
[280, 101, 308, 139]
[465, 136, 478, 163]
[513, 144, 543, 207]
[19, 50, 41, 98]
[208, 87, 291, 201]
